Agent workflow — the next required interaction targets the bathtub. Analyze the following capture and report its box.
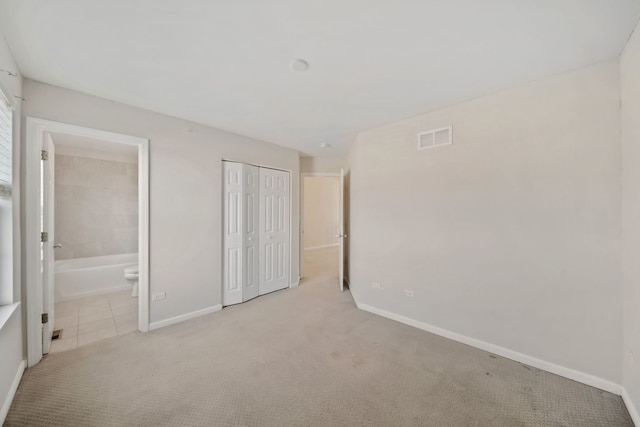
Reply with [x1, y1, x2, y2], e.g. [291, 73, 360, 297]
[55, 253, 138, 302]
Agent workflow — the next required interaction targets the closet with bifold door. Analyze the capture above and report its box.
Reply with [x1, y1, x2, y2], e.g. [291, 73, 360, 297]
[222, 161, 290, 306]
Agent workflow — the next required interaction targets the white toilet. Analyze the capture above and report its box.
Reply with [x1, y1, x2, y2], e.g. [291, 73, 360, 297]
[124, 265, 139, 297]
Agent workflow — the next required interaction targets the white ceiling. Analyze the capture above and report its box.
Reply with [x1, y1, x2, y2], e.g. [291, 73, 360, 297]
[1, 1, 639, 157]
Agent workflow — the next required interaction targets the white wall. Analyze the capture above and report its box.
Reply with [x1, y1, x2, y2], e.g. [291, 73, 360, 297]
[621, 19, 640, 421]
[54, 154, 138, 260]
[349, 61, 622, 384]
[303, 176, 339, 249]
[22, 80, 300, 324]
[300, 156, 345, 174]
[0, 31, 24, 423]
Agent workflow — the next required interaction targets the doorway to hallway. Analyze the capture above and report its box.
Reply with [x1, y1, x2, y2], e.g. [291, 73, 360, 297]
[300, 173, 346, 289]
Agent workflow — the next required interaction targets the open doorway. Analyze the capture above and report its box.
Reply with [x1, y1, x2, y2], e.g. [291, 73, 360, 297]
[47, 133, 140, 353]
[25, 118, 149, 367]
[301, 174, 341, 284]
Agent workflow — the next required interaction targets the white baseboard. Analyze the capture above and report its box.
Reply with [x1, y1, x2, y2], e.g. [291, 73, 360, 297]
[149, 305, 222, 331]
[1, 359, 26, 424]
[355, 301, 622, 395]
[304, 243, 339, 251]
[290, 278, 300, 288]
[622, 387, 639, 426]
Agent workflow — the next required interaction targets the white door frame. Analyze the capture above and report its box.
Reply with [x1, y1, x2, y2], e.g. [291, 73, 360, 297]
[41, 133, 55, 355]
[25, 117, 150, 367]
[299, 172, 340, 279]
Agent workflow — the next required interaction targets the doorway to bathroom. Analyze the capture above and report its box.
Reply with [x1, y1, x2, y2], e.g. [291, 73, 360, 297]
[25, 119, 149, 367]
[49, 133, 140, 353]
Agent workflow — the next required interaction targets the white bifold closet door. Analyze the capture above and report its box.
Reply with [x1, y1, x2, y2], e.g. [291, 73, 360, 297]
[223, 161, 289, 306]
[258, 167, 290, 295]
[222, 162, 260, 305]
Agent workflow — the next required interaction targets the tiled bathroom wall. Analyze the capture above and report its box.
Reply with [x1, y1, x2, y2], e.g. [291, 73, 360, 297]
[55, 155, 138, 260]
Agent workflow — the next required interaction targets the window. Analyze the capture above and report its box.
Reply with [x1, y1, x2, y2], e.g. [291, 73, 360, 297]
[0, 87, 13, 306]
[0, 90, 12, 197]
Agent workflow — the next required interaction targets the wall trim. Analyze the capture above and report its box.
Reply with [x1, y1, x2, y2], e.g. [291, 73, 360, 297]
[355, 301, 622, 395]
[304, 243, 339, 251]
[149, 305, 222, 331]
[0, 358, 25, 424]
[622, 387, 639, 426]
[290, 278, 300, 288]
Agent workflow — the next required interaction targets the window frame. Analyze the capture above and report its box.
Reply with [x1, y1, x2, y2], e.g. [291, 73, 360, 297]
[0, 81, 15, 307]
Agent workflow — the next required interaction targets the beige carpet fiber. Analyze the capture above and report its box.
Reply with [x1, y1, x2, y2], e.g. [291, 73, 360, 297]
[5, 247, 633, 426]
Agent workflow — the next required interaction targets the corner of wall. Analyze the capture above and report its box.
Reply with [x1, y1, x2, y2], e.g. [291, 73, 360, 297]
[620, 14, 640, 427]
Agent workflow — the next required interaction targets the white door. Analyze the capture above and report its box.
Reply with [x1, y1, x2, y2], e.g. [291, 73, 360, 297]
[243, 164, 260, 302]
[259, 168, 290, 295]
[41, 134, 55, 354]
[222, 161, 243, 306]
[338, 169, 346, 292]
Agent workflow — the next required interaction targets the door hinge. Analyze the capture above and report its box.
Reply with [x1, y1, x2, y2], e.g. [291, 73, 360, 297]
[42, 313, 48, 324]
[41, 150, 48, 161]
[41, 231, 48, 242]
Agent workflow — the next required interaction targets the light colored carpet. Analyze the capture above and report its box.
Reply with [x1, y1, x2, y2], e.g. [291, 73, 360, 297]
[5, 247, 633, 426]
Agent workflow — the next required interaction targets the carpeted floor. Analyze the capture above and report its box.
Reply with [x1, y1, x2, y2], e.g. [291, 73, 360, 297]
[5, 247, 634, 426]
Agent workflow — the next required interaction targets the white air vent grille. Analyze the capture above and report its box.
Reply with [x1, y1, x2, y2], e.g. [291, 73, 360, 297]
[417, 126, 452, 150]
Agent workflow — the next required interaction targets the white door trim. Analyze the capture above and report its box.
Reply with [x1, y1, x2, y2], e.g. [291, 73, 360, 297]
[41, 133, 55, 355]
[299, 172, 340, 278]
[338, 168, 345, 291]
[25, 117, 150, 367]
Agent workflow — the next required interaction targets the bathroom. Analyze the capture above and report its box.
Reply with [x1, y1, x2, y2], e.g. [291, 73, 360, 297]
[49, 133, 139, 353]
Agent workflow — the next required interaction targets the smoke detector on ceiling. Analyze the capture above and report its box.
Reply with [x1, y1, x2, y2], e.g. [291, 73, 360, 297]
[291, 59, 310, 71]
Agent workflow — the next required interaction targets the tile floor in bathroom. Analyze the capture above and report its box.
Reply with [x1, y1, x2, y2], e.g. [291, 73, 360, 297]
[50, 289, 138, 353]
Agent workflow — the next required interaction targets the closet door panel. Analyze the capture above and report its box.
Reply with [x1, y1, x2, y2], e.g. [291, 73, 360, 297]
[222, 161, 244, 306]
[259, 168, 290, 295]
[243, 164, 260, 302]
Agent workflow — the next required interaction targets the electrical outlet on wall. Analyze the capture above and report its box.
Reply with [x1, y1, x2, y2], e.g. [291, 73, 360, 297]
[371, 282, 383, 289]
[152, 291, 166, 302]
[404, 289, 415, 298]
